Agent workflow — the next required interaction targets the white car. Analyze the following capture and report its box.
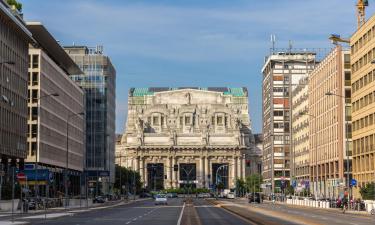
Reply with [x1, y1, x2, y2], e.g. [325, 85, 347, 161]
[227, 192, 235, 199]
[154, 194, 168, 205]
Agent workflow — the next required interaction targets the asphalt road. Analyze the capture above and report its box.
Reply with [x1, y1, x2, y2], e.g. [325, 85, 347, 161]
[25, 198, 184, 225]
[222, 198, 374, 225]
[194, 198, 256, 225]
[7, 197, 373, 225]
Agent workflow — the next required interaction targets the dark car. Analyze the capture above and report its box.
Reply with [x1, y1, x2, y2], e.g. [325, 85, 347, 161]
[139, 192, 152, 198]
[93, 196, 105, 203]
[248, 193, 262, 203]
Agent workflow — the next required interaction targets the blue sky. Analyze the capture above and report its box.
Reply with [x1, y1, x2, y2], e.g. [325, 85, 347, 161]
[21, 0, 374, 134]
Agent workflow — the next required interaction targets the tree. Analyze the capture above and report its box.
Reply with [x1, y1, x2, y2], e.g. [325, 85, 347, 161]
[245, 174, 263, 193]
[114, 165, 142, 194]
[359, 182, 375, 200]
[7, 0, 22, 11]
[235, 178, 246, 196]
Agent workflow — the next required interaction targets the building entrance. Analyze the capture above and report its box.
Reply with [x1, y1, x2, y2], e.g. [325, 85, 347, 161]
[212, 163, 229, 189]
[147, 163, 164, 191]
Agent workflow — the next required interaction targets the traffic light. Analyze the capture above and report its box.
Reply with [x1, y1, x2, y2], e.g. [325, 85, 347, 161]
[174, 165, 178, 171]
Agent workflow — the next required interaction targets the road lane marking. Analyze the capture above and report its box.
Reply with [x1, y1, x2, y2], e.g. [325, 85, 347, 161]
[177, 202, 185, 225]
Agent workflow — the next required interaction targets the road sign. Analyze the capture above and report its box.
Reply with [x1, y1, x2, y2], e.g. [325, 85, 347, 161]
[291, 180, 297, 188]
[350, 179, 357, 187]
[16, 172, 26, 180]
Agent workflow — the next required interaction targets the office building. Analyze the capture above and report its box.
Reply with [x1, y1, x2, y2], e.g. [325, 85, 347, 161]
[350, 14, 375, 198]
[261, 51, 316, 194]
[25, 22, 85, 197]
[122, 87, 254, 190]
[291, 76, 310, 191]
[308, 45, 351, 199]
[0, 1, 33, 176]
[64, 45, 116, 196]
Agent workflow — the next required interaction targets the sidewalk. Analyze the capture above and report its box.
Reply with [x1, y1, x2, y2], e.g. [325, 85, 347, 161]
[264, 200, 371, 216]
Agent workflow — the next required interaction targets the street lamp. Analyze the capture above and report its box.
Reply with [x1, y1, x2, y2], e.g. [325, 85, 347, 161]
[65, 111, 84, 208]
[34, 92, 59, 197]
[325, 91, 351, 203]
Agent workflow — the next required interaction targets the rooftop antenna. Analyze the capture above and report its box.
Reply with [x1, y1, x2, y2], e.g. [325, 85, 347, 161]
[288, 40, 293, 53]
[271, 34, 276, 52]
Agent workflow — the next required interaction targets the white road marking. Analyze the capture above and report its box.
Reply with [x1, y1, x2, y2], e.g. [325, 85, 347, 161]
[176, 203, 185, 225]
[126, 222, 131, 224]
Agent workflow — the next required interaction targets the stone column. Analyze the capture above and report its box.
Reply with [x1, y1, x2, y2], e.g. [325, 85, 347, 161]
[232, 157, 237, 186]
[172, 157, 177, 188]
[144, 160, 148, 188]
[242, 155, 246, 180]
[165, 156, 172, 188]
[135, 157, 140, 171]
[205, 156, 209, 188]
[140, 157, 144, 183]
[199, 157, 204, 188]
[169, 156, 173, 188]
[237, 156, 241, 179]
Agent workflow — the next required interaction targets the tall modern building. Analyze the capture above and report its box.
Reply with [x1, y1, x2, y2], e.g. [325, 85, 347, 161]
[121, 87, 254, 190]
[0, 1, 33, 177]
[350, 14, 375, 198]
[308, 45, 351, 199]
[291, 76, 310, 188]
[25, 22, 85, 197]
[261, 51, 316, 194]
[64, 45, 116, 195]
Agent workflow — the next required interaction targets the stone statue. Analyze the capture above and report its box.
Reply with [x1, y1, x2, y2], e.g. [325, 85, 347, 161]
[173, 130, 177, 145]
[185, 92, 192, 105]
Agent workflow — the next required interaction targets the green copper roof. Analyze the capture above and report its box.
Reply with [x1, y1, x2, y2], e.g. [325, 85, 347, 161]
[130, 87, 247, 97]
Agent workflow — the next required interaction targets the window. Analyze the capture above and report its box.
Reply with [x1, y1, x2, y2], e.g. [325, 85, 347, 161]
[217, 116, 223, 125]
[32, 72, 38, 85]
[274, 111, 283, 116]
[32, 55, 39, 68]
[185, 116, 191, 125]
[153, 116, 159, 125]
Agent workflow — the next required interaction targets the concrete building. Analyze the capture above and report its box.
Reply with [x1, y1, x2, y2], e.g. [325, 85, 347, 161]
[261, 51, 316, 194]
[248, 134, 262, 175]
[291, 76, 310, 191]
[308, 45, 351, 199]
[0, 1, 33, 177]
[64, 45, 116, 196]
[121, 87, 255, 190]
[115, 134, 125, 166]
[350, 14, 375, 197]
[25, 22, 85, 197]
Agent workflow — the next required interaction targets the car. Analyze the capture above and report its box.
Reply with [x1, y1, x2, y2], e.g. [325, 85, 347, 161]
[248, 193, 262, 203]
[227, 192, 235, 199]
[198, 193, 211, 198]
[154, 194, 168, 205]
[139, 192, 152, 198]
[93, 196, 105, 203]
[166, 192, 178, 198]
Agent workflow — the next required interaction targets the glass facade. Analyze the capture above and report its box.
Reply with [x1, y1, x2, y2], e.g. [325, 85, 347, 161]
[65, 46, 116, 195]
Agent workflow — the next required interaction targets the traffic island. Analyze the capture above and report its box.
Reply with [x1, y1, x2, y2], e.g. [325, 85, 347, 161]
[181, 198, 201, 225]
[207, 199, 322, 225]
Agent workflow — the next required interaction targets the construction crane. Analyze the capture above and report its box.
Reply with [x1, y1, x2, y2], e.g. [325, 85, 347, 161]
[329, 34, 350, 45]
[357, 0, 369, 28]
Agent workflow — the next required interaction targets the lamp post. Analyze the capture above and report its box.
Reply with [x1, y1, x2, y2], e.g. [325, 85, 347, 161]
[65, 112, 84, 208]
[325, 91, 351, 202]
[34, 93, 59, 197]
[0, 60, 15, 204]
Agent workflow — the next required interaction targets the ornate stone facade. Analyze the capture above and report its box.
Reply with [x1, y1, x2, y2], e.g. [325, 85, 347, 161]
[120, 87, 255, 190]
